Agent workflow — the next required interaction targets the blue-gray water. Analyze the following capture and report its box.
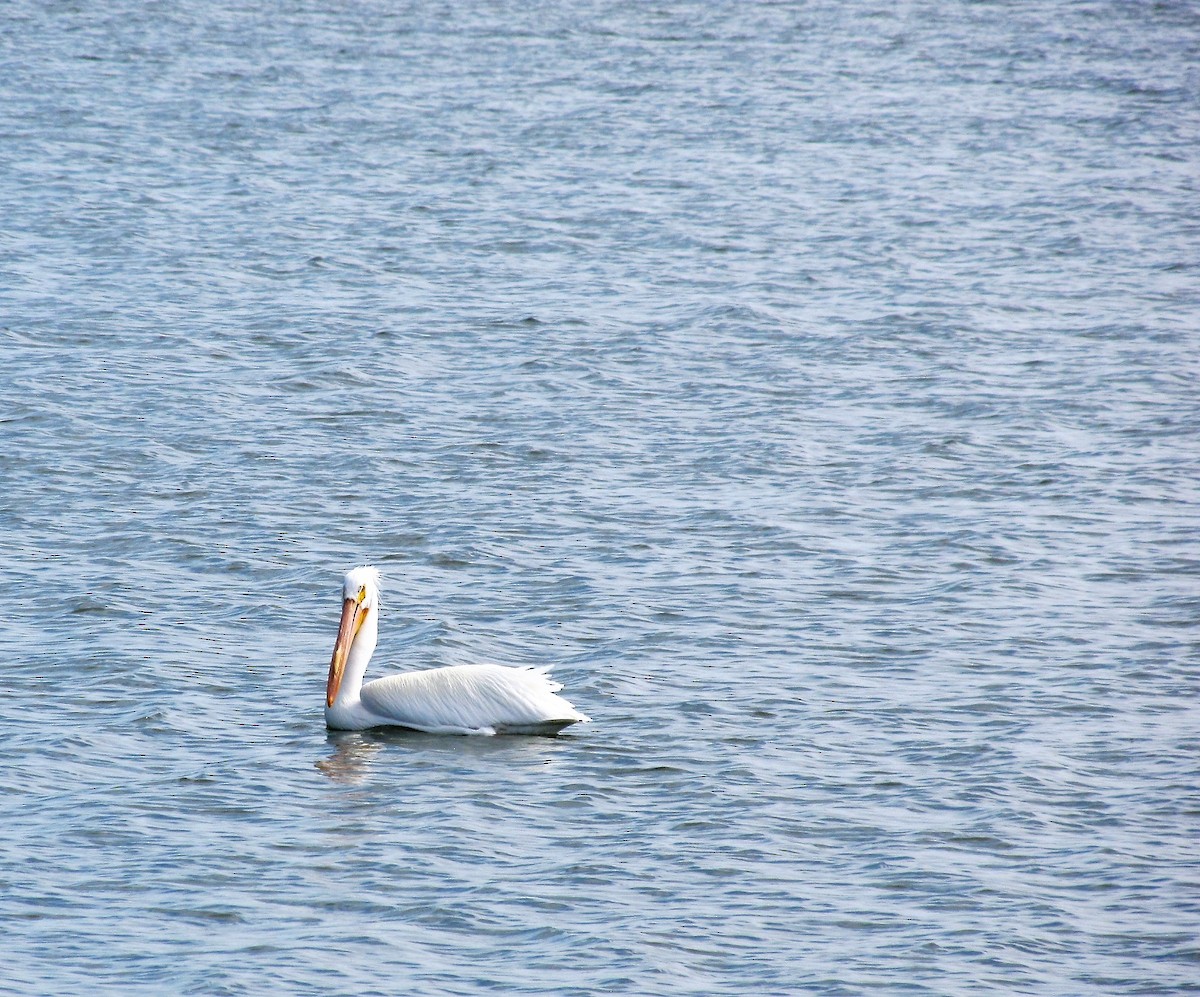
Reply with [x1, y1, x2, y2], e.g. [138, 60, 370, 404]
[2, 1, 1198, 994]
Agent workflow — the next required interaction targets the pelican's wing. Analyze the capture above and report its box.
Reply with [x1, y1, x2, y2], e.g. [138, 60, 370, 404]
[359, 663, 590, 735]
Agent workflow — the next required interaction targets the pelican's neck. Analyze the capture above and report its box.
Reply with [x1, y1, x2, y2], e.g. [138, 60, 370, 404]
[333, 605, 379, 708]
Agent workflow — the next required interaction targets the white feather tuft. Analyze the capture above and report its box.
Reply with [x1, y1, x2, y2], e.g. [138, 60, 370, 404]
[342, 565, 382, 606]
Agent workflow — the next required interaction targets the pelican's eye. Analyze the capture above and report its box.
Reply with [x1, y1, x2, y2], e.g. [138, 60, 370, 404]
[357, 585, 367, 604]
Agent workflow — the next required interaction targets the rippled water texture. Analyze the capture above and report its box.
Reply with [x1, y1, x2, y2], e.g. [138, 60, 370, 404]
[2, 1, 1198, 994]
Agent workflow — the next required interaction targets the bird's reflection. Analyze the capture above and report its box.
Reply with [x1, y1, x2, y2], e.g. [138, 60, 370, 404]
[316, 726, 574, 784]
[315, 730, 385, 784]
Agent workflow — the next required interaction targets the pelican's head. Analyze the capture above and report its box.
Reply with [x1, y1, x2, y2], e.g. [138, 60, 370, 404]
[342, 565, 381, 607]
[327, 565, 381, 707]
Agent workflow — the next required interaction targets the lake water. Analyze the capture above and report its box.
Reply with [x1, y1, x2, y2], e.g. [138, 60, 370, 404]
[1, 1, 1198, 994]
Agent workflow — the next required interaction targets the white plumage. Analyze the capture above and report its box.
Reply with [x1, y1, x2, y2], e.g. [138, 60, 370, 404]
[324, 566, 590, 735]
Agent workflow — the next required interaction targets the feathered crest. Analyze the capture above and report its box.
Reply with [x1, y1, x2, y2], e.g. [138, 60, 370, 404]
[342, 565, 382, 607]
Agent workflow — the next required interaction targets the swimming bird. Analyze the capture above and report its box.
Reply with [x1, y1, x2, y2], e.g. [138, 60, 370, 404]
[324, 566, 590, 735]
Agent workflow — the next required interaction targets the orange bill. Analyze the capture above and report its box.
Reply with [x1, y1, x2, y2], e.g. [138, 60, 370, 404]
[327, 597, 367, 707]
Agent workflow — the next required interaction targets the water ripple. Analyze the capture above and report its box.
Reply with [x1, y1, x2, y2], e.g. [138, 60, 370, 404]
[3, 0, 1199, 994]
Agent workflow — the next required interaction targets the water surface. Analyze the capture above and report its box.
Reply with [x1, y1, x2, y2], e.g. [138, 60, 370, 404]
[1, 1, 1198, 994]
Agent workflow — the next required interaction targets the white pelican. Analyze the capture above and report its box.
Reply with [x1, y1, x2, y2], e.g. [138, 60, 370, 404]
[324, 566, 591, 735]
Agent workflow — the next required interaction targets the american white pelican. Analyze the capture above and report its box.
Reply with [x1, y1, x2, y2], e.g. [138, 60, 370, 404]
[324, 566, 591, 735]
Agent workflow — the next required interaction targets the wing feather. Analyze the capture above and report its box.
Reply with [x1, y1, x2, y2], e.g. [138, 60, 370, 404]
[359, 664, 590, 734]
